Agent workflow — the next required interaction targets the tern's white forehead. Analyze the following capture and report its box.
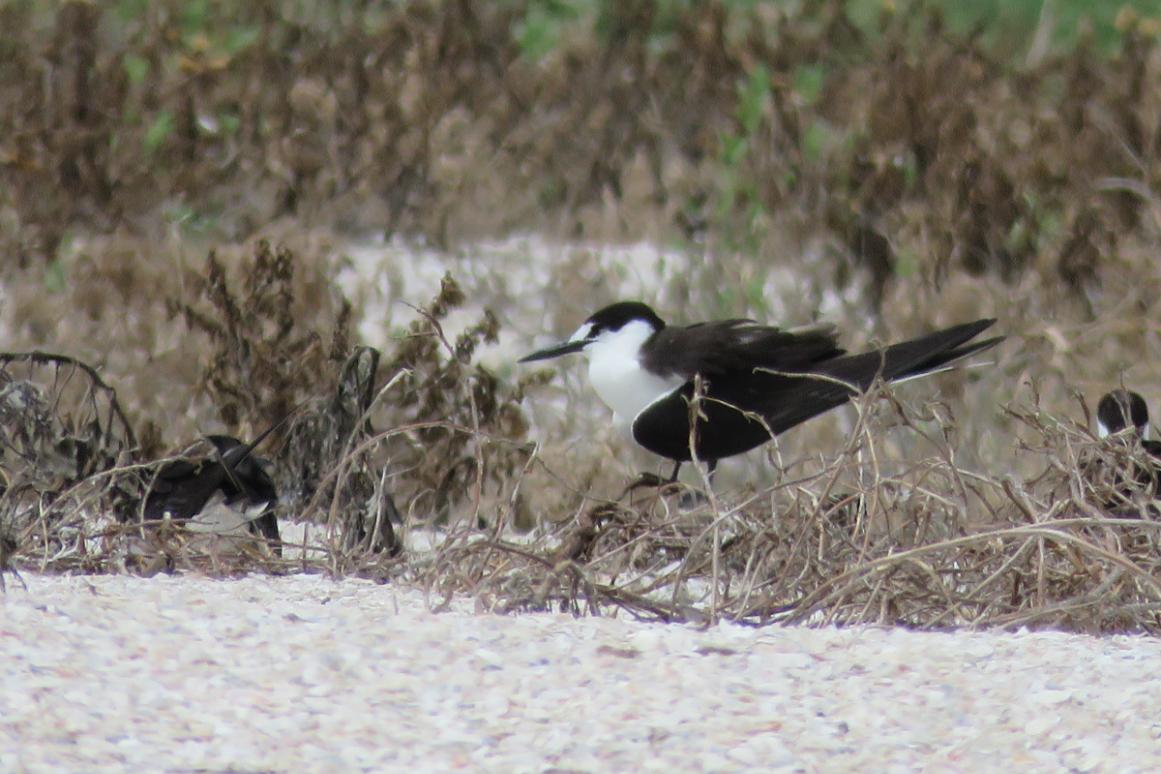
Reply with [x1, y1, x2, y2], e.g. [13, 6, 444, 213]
[569, 322, 594, 343]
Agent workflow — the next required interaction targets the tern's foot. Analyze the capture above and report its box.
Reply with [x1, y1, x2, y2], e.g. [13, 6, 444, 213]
[621, 473, 712, 510]
[622, 472, 669, 496]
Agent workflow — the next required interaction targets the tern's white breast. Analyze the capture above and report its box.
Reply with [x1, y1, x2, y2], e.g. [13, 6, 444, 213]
[584, 320, 684, 426]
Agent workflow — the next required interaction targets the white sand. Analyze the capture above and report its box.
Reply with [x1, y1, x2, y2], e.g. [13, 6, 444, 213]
[2, 573, 1158, 772]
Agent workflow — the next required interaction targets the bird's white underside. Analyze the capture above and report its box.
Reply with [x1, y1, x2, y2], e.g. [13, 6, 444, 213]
[572, 319, 684, 427]
[1096, 419, 1150, 441]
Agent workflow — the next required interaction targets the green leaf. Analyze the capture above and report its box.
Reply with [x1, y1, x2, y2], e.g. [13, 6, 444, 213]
[792, 63, 826, 106]
[801, 120, 829, 163]
[44, 258, 66, 293]
[515, 15, 555, 60]
[514, 0, 583, 61]
[721, 133, 748, 167]
[894, 249, 919, 279]
[144, 111, 174, 154]
[115, 0, 149, 22]
[746, 276, 768, 311]
[218, 112, 241, 136]
[224, 25, 260, 54]
[181, 0, 210, 33]
[123, 53, 149, 86]
[737, 63, 771, 136]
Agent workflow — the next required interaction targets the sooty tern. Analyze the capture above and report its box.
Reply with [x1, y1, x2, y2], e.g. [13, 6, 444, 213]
[520, 301, 1004, 480]
[1097, 389, 1157, 447]
[143, 430, 281, 552]
[1095, 389, 1161, 501]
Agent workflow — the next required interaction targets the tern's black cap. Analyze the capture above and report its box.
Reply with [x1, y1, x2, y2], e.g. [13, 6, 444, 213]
[1098, 389, 1149, 436]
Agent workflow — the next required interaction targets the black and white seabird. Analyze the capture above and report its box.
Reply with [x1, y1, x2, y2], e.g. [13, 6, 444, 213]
[1096, 389, 1157, 449]
[143, 430, 281, 551]
[1095, 389, 1161, 501]
[520, 301, 1003, 479]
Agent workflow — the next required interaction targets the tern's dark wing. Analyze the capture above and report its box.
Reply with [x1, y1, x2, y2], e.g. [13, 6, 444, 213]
[208, 434, 282, 546]
[632, 319, 1002, 462]
[641, 320, 844, 380]
[145, 459, 202, 493]
[142, 458, 228, 520]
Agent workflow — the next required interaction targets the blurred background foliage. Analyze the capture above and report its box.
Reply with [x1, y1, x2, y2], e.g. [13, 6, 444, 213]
[4, 0, 1161, 300]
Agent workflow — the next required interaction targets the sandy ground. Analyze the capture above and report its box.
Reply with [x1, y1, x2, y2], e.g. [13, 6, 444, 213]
[2, 573, 1158, 772]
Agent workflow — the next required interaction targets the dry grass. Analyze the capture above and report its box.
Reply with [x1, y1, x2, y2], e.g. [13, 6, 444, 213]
[402, 381, 1161, 634]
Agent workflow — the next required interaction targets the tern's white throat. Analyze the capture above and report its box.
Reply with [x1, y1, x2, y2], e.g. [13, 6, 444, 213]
[577, 319, 683, 426]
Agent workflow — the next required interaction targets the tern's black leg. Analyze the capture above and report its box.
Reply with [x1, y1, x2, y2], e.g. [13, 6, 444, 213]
[628, 459, 685, 492]
[676, 459, 718, 509]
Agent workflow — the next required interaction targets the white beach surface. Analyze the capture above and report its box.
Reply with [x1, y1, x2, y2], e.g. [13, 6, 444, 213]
[2, 573, 1158, 772]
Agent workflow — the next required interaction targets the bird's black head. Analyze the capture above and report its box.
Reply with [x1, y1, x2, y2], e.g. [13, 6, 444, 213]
[206, 435, 245, 455]
[519, 301, 666, 362]
[582, 301, 666, 338]
[1097, 389, 1149, 438]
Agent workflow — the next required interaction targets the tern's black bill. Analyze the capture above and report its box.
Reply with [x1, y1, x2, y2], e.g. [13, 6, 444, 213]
[518, 339, 587, 362]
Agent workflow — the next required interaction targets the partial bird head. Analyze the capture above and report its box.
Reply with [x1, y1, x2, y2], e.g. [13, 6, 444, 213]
[205, 434, 245, 455]
[205, 433, 268, 477]
[519, 301, 666, 363]
[1097, 389, 1149, 439]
